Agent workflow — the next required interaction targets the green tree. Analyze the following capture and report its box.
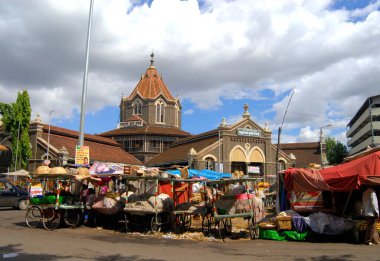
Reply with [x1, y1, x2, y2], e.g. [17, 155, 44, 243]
[0, 90, 32, 170]
[325, 136, 348, 165]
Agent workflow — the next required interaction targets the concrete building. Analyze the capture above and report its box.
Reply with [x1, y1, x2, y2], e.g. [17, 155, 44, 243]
[347, 95, 380, 155]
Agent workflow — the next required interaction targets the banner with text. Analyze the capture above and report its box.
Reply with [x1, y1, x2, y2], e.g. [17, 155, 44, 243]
[75, 145, 90, 167]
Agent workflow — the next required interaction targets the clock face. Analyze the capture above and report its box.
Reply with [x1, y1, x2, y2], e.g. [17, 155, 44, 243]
[245, 143, 251, 150]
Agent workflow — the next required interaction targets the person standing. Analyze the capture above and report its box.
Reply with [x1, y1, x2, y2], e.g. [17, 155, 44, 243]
[362, 186, 380, 245]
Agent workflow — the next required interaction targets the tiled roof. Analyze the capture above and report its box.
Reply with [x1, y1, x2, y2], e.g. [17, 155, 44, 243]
[126, 115, 145, 122]
[146, 135, 219, 166]
[280, 142, 321, 166]
[40, 124, 140, 165]
[100, 126, 191, 137]
[42, 124, 119, 146]
[128, 65, 175, 102]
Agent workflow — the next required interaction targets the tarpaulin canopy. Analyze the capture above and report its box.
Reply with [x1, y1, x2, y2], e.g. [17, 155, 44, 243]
[284, 151, 380, 192]
[165, 169, 231, 180]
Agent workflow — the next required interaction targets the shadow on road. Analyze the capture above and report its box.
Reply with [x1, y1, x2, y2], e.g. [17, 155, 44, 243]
[294, 255, 356, 261]
[0, 244, 166, 261]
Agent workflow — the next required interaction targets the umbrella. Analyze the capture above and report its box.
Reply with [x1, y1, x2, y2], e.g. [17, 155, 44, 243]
[0, 144, 8, 151]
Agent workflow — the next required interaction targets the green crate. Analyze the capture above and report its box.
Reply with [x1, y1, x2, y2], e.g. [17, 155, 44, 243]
[29, 196, 63, 205]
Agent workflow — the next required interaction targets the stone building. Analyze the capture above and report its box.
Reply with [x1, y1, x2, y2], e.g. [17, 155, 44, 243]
[146, 104, 293, 181]
[100, 54, 190, 163]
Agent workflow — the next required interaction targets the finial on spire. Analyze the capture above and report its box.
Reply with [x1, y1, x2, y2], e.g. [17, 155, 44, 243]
[243, 103, 250, 118]
[150, 52, 154, 66]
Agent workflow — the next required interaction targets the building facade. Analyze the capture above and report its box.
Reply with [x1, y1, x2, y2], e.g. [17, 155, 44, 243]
[346, 95, 380, 155]
[100, 54, 190, 163]
[147, 104, 293, 181]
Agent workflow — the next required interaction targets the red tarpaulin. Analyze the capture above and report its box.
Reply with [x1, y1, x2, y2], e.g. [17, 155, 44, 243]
[284, 151, 380, 192]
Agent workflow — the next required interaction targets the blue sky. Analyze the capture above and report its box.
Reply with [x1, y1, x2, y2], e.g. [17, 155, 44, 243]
[1, 0, 380, 146]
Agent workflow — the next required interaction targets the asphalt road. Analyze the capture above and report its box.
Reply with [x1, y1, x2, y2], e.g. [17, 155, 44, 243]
[1, 208, 379, 261]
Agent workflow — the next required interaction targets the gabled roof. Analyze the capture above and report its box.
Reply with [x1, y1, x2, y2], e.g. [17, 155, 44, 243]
[127, 55, 175, 102]
[126, 115, 146, 123]
[39, 124, 140, 165]
[100, 126, 191, 137]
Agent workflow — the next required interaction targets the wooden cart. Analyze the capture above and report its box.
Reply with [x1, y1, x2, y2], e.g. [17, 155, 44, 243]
[205, 178, 263, 241]
[25, 173, 83, 231]
[123, 176, 173, 233]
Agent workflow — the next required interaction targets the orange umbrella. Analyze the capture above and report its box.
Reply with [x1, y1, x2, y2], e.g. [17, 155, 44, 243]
[0, 144, 8, 151]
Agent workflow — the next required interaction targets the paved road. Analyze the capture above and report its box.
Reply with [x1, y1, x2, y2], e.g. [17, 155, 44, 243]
[1, 208, 379, 261]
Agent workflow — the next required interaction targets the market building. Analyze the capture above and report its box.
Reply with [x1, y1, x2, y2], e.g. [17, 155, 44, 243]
[146, 104, 293, 181]
[0, 115, 140, 173]
[100, 54, 190, 163]
[346, 94, 380, 155]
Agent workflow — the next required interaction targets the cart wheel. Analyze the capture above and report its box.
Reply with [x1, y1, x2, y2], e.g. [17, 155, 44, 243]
[178, 214, 192, 230]
[25, 206, 42, 228]
[217, 219, 226, 241]
[248, 218, 259, 239]
[201, 215, 212, 234]
[224, 218, 232, 236]
[151, 215, 161, 233]
[124, 213, 130, 232]
[42, 208, 61, 231]
[64, 210, 81, 228]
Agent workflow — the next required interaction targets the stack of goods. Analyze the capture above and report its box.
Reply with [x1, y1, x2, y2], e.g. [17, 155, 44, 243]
[258, 211, 309, 241]
[92, 191, 123, 215]
[124, 193, 174, 212]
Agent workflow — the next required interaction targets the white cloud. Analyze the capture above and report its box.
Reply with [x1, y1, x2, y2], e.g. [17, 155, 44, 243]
[0, 0, 379, 144]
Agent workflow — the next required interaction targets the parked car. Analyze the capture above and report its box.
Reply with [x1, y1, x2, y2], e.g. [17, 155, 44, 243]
[0, 178, 28, 210]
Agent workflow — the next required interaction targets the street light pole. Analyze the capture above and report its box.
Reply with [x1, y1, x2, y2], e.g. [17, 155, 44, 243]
[319, 124, 332, 167]
[79, 0, 94, 146]
[46, 110, 55, 166]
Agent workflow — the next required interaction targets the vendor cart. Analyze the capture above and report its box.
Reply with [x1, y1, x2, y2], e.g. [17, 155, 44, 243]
[170, 178, 209, 232]
[25, 170, 83, 231]
[123, 176, 173, 233]
[205, 178, 264, 241]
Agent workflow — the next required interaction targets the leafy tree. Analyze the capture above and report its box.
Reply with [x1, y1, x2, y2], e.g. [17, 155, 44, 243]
[325, 136, 348, 165]
[0, 90, 32, 170]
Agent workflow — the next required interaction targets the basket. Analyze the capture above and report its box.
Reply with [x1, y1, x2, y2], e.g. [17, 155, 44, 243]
[276, 216, 292, 230]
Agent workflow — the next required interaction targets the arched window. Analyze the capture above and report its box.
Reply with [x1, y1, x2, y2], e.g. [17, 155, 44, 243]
[205, 157, 215, 170]
[156, 100, 165, 123]
[174, 103, 179, 127]
[132, 99, 142, 115]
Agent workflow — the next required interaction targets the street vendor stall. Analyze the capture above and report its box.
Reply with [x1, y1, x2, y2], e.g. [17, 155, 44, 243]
[25, 166, 83, 231]
[272, 150, 380, 243]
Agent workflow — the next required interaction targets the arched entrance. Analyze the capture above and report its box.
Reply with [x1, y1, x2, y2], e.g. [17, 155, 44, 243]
[230, 146, 247, 174]
[247, 147, 265, 176]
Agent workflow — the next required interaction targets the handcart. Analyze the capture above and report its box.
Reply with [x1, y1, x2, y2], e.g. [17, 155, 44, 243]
[171, 178, 208, 232]
[25, 169, 83, 231]
[123, 176, 173, 233]
[205, 178, 264, 241]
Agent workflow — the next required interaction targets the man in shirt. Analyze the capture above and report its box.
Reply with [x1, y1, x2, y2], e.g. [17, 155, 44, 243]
[362, 186, 380, 245]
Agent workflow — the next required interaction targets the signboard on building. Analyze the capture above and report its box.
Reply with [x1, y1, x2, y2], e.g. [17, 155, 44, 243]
[237, 128, 261, 137]
[247, 166, 261, 174]
[75, 145, 90, 166]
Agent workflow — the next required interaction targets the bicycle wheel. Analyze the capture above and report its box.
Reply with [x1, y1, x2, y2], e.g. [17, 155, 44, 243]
[25, 206, 42, 228]
[64, 209, 81, 228]
[42, 208, 61, 231]
[248, 217, 259, 239]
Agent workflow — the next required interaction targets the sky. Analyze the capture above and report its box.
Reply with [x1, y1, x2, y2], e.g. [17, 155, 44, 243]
[0, 0, 379, 146]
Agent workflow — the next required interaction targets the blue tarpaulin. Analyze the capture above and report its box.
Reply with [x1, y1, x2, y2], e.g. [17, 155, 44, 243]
[165, 169, 231, 180]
